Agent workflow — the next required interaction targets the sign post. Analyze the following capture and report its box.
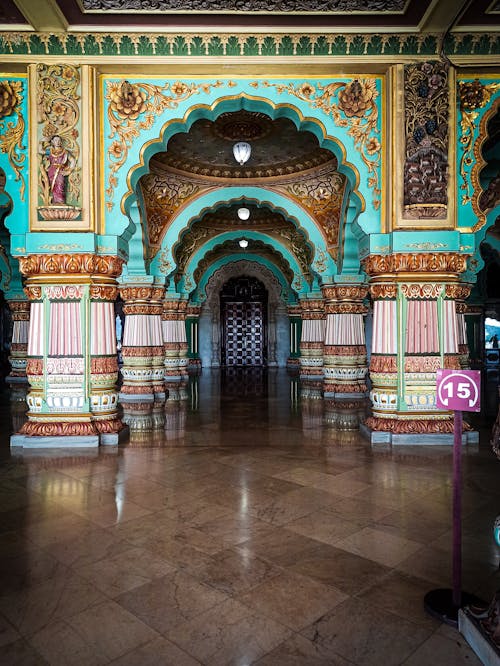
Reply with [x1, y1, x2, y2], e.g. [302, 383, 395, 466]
[424, 369, 483, 626]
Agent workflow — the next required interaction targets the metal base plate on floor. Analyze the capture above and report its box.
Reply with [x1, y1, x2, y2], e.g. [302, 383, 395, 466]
[424, 588, 487, 627]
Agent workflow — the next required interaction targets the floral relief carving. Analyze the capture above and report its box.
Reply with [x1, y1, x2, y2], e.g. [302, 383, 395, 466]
[250, 78, 381, 210]
[362, 253, 468, 276]
[0, 79, 26, 201]
[45, 285, 84, 300]
[403, 62, 449, 218]
[369, 283, 397, 299]
[445, 283, 472, 300]
[459, 80, 500, 211]
[322, 284, 367, 301]
[105, 79, 233, 210]
[19, 254, 124, 278]
[400, 283, 442, 299]
[364, 416, 457, 434]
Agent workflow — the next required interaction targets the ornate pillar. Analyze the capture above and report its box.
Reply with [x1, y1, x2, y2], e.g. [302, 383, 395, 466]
[322, 284, 368, 398]
[299, 297, 324, 398]
[186, 304, 202, 372]
[12, 254, 124, 447]
[287, 305, 301, 369]
[162, 296, 188, 400]
[363, 253, 475, 443]
[7, 299, 30, 383]
[119, 283, 165, 401]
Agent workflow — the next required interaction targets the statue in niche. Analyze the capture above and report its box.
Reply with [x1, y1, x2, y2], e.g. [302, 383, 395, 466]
[40, 134, 76, 205]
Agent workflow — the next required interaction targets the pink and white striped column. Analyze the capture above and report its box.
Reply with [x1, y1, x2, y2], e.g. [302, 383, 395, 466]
[162, 296, 188, 400]
[119, 284, 165, 401]
[363, 253, 470, 439]
[322, 284, 368, 398]
[298, 298, 325, 398]
[13, 253, 125, 446]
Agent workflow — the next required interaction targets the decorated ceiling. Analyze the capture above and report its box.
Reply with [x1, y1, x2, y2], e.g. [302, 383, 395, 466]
[1, 0, 499, 33]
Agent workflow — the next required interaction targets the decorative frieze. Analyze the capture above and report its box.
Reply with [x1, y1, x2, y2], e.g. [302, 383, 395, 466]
[363, 252, 468, 275]
[19, 253, 124, 277]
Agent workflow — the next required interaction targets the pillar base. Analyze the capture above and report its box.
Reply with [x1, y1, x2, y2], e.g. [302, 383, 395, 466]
[99, 424, 130, 446]
[459, 608, 500, 666]
[11, 434, 99, 448]
[360, 423, 479, 446]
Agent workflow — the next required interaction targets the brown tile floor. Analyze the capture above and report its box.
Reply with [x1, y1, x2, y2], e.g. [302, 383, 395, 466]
[0, 369, 498, 665]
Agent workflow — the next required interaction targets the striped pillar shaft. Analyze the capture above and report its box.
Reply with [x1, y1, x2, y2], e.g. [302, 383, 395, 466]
[363, 252, 470, 436]
[7, 300, 30, 382]
[322, 284, 368, 399]
[186, 304, 202, 372]
[298, 298, 324, 398]
[119, 284, 165, 400]
[89, 279, 122, 435]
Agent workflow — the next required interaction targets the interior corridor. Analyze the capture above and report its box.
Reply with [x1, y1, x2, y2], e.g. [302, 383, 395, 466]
[0, 369, 498, 665]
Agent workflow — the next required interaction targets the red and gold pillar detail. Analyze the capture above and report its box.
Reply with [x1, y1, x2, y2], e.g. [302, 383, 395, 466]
[177, 299, 189, 380]
[162, 299, 180, 383]
[446, 283, 472, 369]
[363, 253, 469, 435]
[7, 299, 30, 382]
[322, 285, 368, 397]
[186, 304, 202, 371]
[16, 254, 124, 440]
[119, 285, 164, 400]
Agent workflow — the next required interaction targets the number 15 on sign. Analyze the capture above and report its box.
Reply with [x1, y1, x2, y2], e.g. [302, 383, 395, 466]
[436, 369, 481, 412]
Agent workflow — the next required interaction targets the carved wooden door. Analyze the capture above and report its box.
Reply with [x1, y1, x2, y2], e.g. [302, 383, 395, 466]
[220, 276, 267, 367]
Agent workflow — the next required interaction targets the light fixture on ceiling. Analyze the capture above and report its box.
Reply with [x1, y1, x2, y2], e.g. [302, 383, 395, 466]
[237, 207, 250, 220]
[238, 238, 249, 249]
[233, 142, 251, 166]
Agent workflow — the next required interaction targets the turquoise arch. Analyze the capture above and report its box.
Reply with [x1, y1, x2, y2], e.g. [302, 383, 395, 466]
[150, 187, 338, 282]
[194, 254, 294, 305]
[179, 230, 305, 295]
[101, 77, 382, 240]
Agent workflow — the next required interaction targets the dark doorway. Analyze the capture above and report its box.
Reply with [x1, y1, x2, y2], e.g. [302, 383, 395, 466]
[220, 276, 267, 366]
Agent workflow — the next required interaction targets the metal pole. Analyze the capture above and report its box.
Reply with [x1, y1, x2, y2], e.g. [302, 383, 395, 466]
[452, 409, 462, 608]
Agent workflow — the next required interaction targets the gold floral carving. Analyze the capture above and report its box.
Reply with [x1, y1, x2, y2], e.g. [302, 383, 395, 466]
[45, 285, 84, 300]
[24, 286, 42, 301]
[186, 305, 201, 316]
[120, 385, 154, 394]
[93, 419, 124, 434]
[250, 78, 381, 210]
[300, 299, 324, 312]
[91, 357, 119, 374]
[119, 285, 164, 302]
[299, 341, 324, 350]
[369, 283, 397, 299]
[362, 253, 468, 276]
[106, 79, 232, 210]
[122, 345, 159, 357]
[20, 421, 98, 436]
[404, 356, 441, 372]
[400, 283, 443, 299]
[90, 285, 119, 301]
[8, 301, 30, 318]
[324, 344, 366, 355]
[123, 304, 162, 315]
[322, 284, 367, 301]
[445, 283, 472, 300]
[364, 416, 458, 433]
[19, 254, 124, 278]
[327, 382, 367, 393]
[370, 355, 397, 373]
[324, 302, 368, 314]
[36, 64, 81, 208]
[459, 80, 500, 217]
[0, 79, 26, 201]
[26, 358, 43, 375]
[456, 302, 467, 314]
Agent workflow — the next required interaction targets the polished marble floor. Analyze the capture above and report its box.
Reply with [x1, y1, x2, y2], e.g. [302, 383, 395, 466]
[0, 369, 499, 665]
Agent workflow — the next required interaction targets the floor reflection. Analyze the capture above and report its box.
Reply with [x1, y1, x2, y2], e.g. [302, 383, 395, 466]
[0, 370, 498, 664]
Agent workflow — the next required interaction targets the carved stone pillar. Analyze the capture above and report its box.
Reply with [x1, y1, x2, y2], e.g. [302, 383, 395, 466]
[12, 254, 124, 447]
[322, 284, 368, 399]
[448, 283, 473, 369]
[177, 299, 189, 381]
[186, 303, 202, 372]
[7, 299, 30, 383]
[299, 297, 324, 398]
[363, 253, 475, 443]
[287, 305, 301, 369]
[162, 297, 188, 400]
[119, 284, 165, 401]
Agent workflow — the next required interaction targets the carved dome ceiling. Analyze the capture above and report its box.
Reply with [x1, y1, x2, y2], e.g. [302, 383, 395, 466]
[149, 111, 336, 181]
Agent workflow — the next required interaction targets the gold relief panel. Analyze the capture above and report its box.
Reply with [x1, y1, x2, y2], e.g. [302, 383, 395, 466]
[322, 284, 367, 301]
[445, 283, 472, 300]
[19, 254, 124, 278]
[324, 302, 368, 314]
[400, 283, 443, 299]
[369, 283, 397, 299]
[0, 79, 26, 201]
[362, 252, 468, 276]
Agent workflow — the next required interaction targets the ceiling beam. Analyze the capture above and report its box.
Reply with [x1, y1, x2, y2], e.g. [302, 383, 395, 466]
[419, 0, 472, 33]
[13, 0, 67, 32]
